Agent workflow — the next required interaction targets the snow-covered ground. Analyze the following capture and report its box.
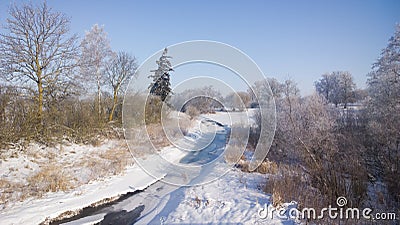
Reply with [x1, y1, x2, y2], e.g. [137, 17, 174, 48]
[142, 165, 296, 224]
[0, 110, 297, 224]
[204, 109, 257, 126]
[0, 148, 163, 224]
[0, 139, 125, 191]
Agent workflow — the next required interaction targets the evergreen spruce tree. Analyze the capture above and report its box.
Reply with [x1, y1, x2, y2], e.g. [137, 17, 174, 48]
[148, 48, 173, 102]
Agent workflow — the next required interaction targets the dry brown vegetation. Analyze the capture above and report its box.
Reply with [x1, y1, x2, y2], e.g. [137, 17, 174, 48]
[28, 164, 73, 194]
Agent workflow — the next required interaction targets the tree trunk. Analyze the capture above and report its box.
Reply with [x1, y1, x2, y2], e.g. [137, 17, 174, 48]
[97, 71, 102, 121]
[109, 88, 118, 122]
[37, 77, 44, 123]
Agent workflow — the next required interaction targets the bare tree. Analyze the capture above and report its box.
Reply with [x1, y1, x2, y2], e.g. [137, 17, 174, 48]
[80, 24, 113, 121]
[0, 1, 79, 123]
[105, 51, 137, 122]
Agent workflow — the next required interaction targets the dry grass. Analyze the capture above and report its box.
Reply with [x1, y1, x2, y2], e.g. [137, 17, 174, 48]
[263, 164, 325, 211]
[237, 159, 278, 174]
[256, 160, 278, 174]
[126, 111, 193, 157]
[98, 146, 131, 176]
[0, 179, 30, 208]
[27, 164, 73, 195]
[145, 112, 193, 150]
[0, 178, 13, 206]
[74, 143, 133, 182]
[264, 173, 302, 207]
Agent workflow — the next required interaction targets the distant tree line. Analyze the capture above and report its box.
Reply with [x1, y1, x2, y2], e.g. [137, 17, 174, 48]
[171, 86, 252, 116]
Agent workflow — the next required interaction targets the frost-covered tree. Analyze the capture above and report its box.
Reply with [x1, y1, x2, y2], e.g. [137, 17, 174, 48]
[315, 73, 340, 106]
[148, 48, 173, 102]
[315, 71, 355, 107]
[225, 91, 251, 111]
[338, 71, 355, 108]
[366, 24, 400, 205]
[173, 86, 223, 113]
[0, 2, 79, 122]
[268, 79, 367, 206]
[249, 78, 283, 108]
[105, 51, 137, 121]
[80, 24, 113, 119]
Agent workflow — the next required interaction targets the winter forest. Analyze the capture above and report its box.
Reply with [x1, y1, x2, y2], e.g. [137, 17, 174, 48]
[0, 1, 399, 225]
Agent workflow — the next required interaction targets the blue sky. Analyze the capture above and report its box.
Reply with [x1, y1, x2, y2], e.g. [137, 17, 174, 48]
[1, 0, 399, 94]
